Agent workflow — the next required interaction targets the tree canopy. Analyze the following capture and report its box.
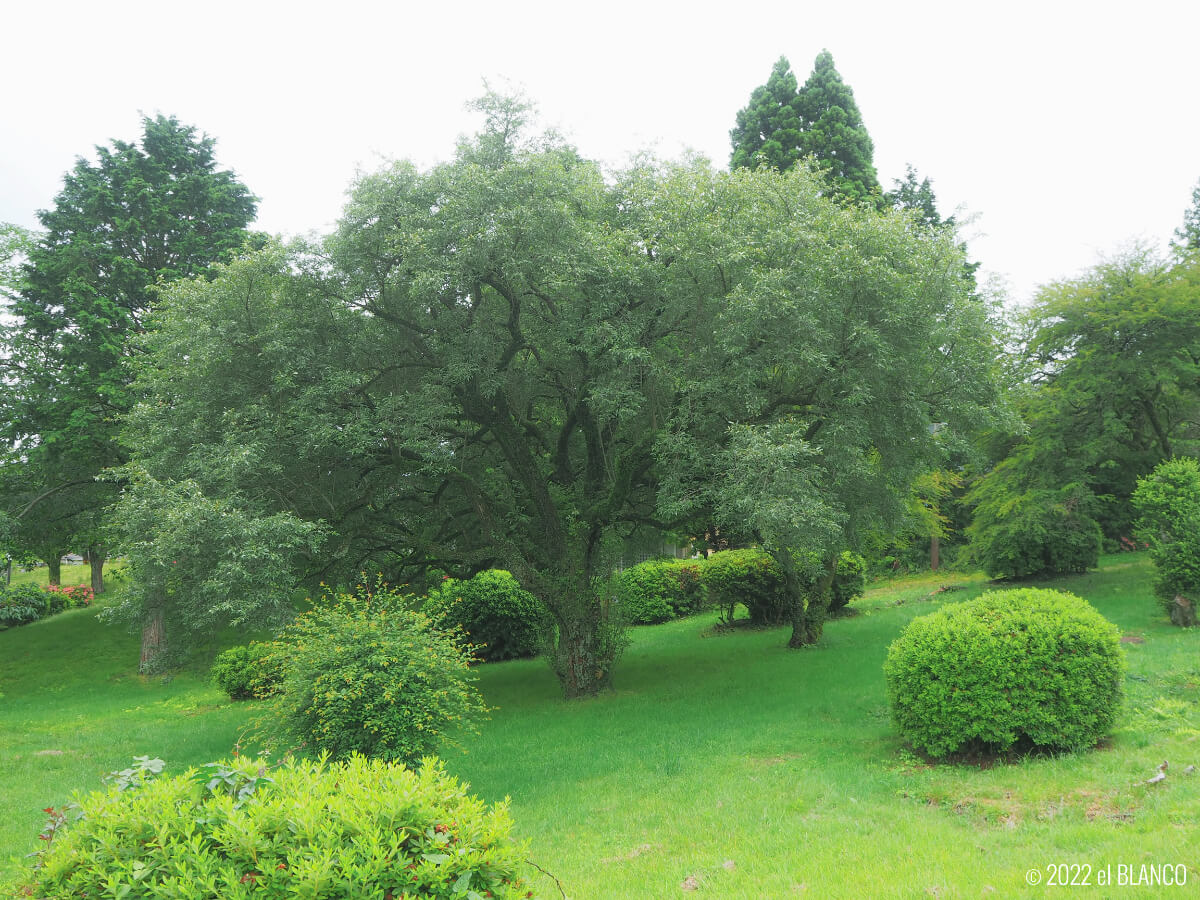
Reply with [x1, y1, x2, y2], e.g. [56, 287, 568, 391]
[730, 51, 880, 206]
[122, 99, 1003, 691]
[0, 116, 258, 589]
[729, 57, 805, 172]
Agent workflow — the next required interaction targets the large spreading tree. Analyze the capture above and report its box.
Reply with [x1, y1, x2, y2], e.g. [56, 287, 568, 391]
[0, 116, 257, 591]
[121, 97, 1002, 691]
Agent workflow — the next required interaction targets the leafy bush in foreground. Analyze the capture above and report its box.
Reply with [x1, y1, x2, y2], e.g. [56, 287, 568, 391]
[885, 588, 1124, 758]
[424, 569, 548, 661]
[16, 754, 540, 899]
[211, 642, 285, 700]
[270, 580, 488, 764]
[613, 558, 705, 625]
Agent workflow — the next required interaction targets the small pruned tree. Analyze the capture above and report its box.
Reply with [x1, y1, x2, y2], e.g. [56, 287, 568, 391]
[1132, 456, 1200, 626]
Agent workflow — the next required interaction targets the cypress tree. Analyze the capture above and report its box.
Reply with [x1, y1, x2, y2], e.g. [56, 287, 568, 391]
[795, 50, 880, 205]
[729, 57, 805, 171]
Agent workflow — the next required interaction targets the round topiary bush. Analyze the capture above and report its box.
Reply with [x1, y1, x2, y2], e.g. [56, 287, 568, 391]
[211, 641, 285, 700]
[16, 754, 541, 899]
[884, 588, 1124, 758]
[271, 581, 489, 764]
[423, 569, 548, 661]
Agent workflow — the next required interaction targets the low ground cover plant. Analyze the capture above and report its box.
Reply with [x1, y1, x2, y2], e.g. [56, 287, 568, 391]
[884, 587, 1124, 758]
[424, 569, 548, 661]
[15, 753, 540, 899]
[268, 579, 488, 764]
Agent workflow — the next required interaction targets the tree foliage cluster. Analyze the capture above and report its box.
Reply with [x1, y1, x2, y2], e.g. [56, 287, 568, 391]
[0, 116, 258, 593]
[730, 51, 880, 205]
[965, 247, 1200, 579]
[112, 97, 1000, 694]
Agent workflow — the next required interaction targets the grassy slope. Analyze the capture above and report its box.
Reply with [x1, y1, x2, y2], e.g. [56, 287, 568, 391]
[3, 557, 1198, 898]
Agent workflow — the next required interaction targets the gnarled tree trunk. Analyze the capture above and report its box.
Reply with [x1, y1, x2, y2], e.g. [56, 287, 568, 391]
[788, 554, 837, 648]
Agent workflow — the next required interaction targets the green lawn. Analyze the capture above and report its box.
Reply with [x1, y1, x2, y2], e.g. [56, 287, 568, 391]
[3, 555, 1198, 897]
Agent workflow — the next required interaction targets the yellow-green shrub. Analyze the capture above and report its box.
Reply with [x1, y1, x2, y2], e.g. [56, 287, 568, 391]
[884, 588, 1124, 758]
[16, 754, 540, 899]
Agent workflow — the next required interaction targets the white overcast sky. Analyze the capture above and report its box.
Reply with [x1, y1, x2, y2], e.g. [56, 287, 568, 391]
[2, 0, 1197, 306]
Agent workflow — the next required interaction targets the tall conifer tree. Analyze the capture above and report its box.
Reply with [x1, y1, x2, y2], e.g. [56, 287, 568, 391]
[729, 57, 804, 171]
[796, 50, 880, 205]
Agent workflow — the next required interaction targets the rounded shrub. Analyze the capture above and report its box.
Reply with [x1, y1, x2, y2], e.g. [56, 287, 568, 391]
[885, 588, 1124, 758]
[211, 642, 285, 700]
[16, 754, 540, 899]
[423, 569, 548, 661]
[829, 550, 867, 613]
[701, 549, 787, 625]
[613, 557, 705, 625]
[271, 580, 488, 764]
[0, 583, 49, 628]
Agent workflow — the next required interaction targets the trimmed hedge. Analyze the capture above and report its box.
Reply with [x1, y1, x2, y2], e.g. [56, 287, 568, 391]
[612, 558, 705, 625]
[16, 754, 540, 899]
[884, 587, 1124, 758]
[423, 569, 548, 661]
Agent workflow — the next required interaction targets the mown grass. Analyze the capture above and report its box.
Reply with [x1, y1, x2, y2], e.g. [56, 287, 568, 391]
[3, 555, 1198, 897]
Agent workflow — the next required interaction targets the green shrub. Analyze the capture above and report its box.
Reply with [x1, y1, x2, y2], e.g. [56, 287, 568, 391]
[0, 583, 49, 628]
[613, 558, 705, 625]
[424, 569, 548, 661]
[884, 588, 1124, 758]
[16, 754, 540, 899]
[270, 580, 488, 764]
[701, 549, 788, 625]
[967, 481, 1102, 579]
[211, 642, 285, 700]
[829, 551, 867, 613]
[1133, 457, 1200, 625]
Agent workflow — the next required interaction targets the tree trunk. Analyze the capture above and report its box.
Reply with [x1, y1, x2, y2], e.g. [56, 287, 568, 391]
[1170, 595, 1198, 628]
[548, 586, 618, 699]
[87, 545, 105, 594]
[140, 599, 167, 673]
[789, 554, 837, 648]
[930, 534, 940, 571]
[46, 556, 62, 586]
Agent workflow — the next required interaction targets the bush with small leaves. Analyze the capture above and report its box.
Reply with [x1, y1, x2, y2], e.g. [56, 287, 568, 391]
[885, 588, 1124, 758]
[967, 482, 1102, 579]
[1133, 457, 1200, 626]
[701, 549, 787, 625]
[612, 558, 705, 625]
[270, 579, 488, 764]
[211, 642, 285, 700]
[829, 551, 867, 613]
[423, 570, 548, 661]
[15, 753, 542, 899]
